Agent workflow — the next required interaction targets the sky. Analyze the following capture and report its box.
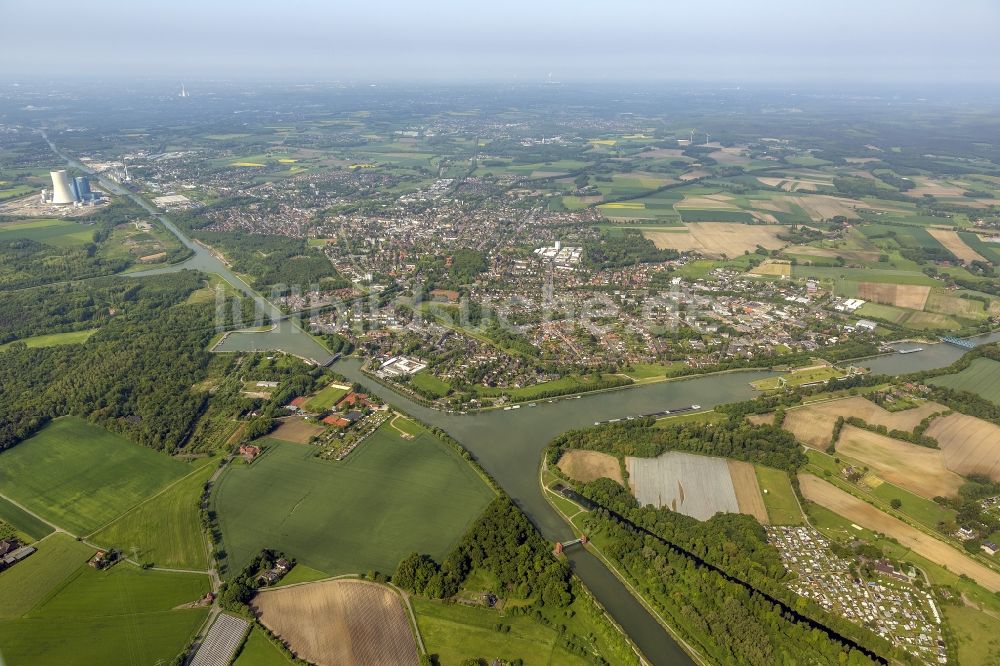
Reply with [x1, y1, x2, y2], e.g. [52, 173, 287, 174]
[4, 0, 999, 84]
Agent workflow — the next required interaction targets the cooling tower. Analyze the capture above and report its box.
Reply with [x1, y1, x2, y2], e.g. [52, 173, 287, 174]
[50, 170, 77, 204]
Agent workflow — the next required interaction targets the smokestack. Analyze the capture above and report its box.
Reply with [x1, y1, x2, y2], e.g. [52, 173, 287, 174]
[50, 170, 77, 204]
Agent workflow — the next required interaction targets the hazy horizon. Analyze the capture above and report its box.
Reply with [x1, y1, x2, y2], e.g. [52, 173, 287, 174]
[3, 0, 999, 85]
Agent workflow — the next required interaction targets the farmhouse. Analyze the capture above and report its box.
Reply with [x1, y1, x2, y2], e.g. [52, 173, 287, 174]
[0, 541, 35, 571]
[239, 444, 261, 463]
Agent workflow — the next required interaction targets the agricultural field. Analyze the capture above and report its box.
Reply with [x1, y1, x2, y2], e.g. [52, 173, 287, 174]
[268, 416, 326, 444]
[91, 460, 215, 569]
[749, 259, 792, 277]
[556, 449, 623, 485]
[798, 474, 1000, 592]
[304, 382, 352, 412]
[728, 460, 768, 524]
[0, 563, 210, 666]
[778, 396, 945, 449]
[0, 534, 92, 620]
[929, 358, 1000, 405]
[0, 496, 53, 541]
[643, 222, 787, 257]
[252, 579, 418, 666]
[0, 417, 190, 534]
[0, 218, 96, 247]
[234, 628, 294, 666]
[856, 282, 931, 310]
[626, 451, 741, 521]
[925, 413, 1000, 481]
[754, 466, 804, 525]
[926, 228, 986, 264]
[214, 423, 495, 576]
[834, 425, 964, 499]
[751, 364, 845, 391]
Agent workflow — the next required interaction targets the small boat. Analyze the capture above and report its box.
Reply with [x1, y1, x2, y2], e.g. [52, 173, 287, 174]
[503, 406, 512, 411]
[528, 403, 537, 407]
[897, 347, 923, 354]
[512, 405, 521, 409]
[692, 404, 701, 410]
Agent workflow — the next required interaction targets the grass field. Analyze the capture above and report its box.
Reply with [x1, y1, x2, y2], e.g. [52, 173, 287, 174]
[0, 496, 53, 541]
[929, 357, 1000, 405]
[754, 466, 804, 525]
[411, 371, 452, 398]
[273, 563, 331, 587]
[0, 328, 98, 351]
[214, 423, 495, 576]
[412, 598, 592, 666]
[751, 364, 844, 391]
[304, 382, 351, 412]
[0, 417, 189, 535]
[91, 460, 215, 569]
[0, 563, 210, 666]
[0, 534, 92, 620]
[234, 628, 293, 665]
[0, 218, 95, 247]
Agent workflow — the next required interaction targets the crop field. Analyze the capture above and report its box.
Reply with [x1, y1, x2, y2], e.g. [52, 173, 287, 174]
[779, 396, 945, 449]
[754, 466, 804, 525]
[799, 474, 1000, 592]
[0, 534, 92, 620]
[728, 460, 768, 524]
[92, 460, 215, 569]
[923, 290, 987, 318]
[234, 628, 293, 665]
[835, 425, 964, 499]
[958, 232, 1000, 264]
[305, 382, 352, 412]
[929, 358, 1000, 405]
[749, 259, 792, 277]
[0, 496, 53, 540]
[627, 451, 740, 520]
[269, 416, 325, 444]
[253, 579, 418, 666]
[0, 563, 210, 666]
[927, 228, 986, 264]
[644, 222, 787, 257]
[214, 425, 494, 576]
[925, 413, 1000, 481]
[0, 417, 190, 534]
[797, 266, 938, 287]
[557, 449, 623, 485]
[856, 282, 931, 309]
[0, 218, 95, 247]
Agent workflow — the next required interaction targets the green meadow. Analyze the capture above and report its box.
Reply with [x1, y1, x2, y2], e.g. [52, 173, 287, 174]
[0, 218, 95, 247]
[0, 417, 190, 535]
[930, 358, 1000, 405]
[213, 422, 495, 577]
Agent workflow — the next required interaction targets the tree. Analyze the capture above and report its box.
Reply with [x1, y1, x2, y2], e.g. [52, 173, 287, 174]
[890, 499, 902, 510]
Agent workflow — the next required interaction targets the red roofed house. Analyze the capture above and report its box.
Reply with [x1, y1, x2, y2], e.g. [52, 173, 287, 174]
[239, 444, 261, 462]
[323, 415, 351, 429]
[336, 392, 373, 410]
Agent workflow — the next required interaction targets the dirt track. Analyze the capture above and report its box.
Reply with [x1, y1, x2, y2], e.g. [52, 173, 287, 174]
[799, 474, 1000, 592]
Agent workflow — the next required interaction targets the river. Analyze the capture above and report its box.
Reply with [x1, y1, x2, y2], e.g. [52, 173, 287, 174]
[45, 133, 999, 664]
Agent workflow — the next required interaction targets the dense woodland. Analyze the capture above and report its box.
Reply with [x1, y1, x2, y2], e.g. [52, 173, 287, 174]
[0, 272, 243, 452]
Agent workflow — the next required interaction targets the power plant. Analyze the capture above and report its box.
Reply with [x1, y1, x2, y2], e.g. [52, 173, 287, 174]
[49, 170, 76, 204]
[46, 170, 100, 205]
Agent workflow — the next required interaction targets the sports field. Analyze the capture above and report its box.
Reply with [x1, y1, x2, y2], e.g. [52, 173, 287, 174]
[253, 579, 418, 666]
[92, 460, 215, 569]
[0, 563, 210, 666]
[0, 417, 190, 535]
[214, 423, 495, 576]
[929, 357, 1000, 405]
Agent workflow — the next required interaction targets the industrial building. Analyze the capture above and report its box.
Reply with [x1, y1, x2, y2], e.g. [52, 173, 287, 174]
[46, 171, 99, 205]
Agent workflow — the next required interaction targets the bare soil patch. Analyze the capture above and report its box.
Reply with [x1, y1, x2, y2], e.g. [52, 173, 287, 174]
[269, 417, 326, 444]
[799, 474, 1000, 592]
[857, 282, 931, 310]
[925, 413, 1000, 481]
[557, 449, 623, 485]
[781, 397, 945, 449]
[836, 425, 963, 498]
[926, 228, 987, 264]
[728, 460, 769, 524]
[253, 579, 419, 666]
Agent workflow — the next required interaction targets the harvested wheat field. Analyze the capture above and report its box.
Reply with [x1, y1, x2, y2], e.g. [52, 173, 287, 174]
[857, 282, 932, 310]
[645, 222, 787, 257]
[788, 245, 882, 263]
[906, 177, 967, 199]
[835, 425, 963, 498]
[269, 417, 326, 444]
[252, 579, 418, 666]
[728, 460, 769, 524]
[926, 228, 987, 264]
[750, 260, 792, 277]
[799, 474, 1000, 592]
[781, 397, 946, 449]
[557, 449, 623, 484]
[675, 194, 741, 210]
[925, 413, 1000, 481]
